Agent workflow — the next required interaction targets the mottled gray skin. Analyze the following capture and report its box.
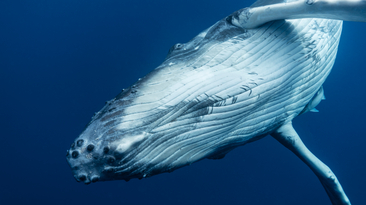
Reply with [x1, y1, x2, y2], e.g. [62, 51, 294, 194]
[66, 2, 344, 186]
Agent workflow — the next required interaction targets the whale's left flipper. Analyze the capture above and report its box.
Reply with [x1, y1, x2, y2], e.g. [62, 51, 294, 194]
[271, 122, 350, 205]
[230, 0, 366, 29]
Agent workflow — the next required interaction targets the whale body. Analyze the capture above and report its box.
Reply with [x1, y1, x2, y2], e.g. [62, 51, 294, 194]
[66, 0, 366, 204]
[68, 17, 342, 181]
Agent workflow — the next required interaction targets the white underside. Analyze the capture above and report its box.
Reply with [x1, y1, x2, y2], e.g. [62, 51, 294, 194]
[110, 18, 342, 175]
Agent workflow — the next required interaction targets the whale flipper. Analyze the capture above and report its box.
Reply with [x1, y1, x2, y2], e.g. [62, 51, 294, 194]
[299, 86, 325, 115]
[271, 122, 350, 205]
[230, 0, 366, 29]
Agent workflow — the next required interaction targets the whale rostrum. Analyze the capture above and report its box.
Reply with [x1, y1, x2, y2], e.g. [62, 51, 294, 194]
[66, 0, 365, 204]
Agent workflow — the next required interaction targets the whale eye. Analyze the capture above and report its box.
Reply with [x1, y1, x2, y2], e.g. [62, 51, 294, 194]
[174, 43, 184, 49]
[103, 146, 110, 154]
[168, 43, 184, 55]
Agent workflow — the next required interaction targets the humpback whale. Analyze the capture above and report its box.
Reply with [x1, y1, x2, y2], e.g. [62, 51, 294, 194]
[66, 0, 366, 204]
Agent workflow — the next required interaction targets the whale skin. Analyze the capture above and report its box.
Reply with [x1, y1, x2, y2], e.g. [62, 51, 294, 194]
[66, 11, 342, 185]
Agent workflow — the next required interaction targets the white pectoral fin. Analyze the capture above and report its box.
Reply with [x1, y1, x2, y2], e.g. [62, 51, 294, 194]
[322, 94, 326, 100]
[231, 0, 366, 29]
[271, 122, 351, 205]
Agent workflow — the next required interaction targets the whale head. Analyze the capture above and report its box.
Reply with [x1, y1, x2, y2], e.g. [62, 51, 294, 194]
[66, 119, 151, 184]
[66, 17, 250, 184]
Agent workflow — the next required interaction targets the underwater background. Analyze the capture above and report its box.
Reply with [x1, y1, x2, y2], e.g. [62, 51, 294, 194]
[1, 0, 366, 204]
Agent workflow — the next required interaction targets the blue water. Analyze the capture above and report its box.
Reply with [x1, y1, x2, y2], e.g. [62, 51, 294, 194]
[1, 0, 365, 204]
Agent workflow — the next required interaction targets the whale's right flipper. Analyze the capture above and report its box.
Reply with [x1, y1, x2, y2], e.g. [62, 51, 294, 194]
[271, 122, 350, 205]
[229, 0, 366, 28]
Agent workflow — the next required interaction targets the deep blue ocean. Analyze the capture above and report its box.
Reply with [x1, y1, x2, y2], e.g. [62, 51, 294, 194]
[1, 0, 366, 204]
